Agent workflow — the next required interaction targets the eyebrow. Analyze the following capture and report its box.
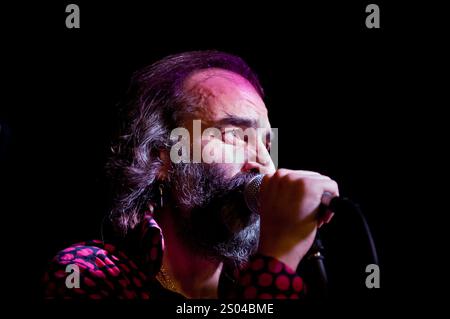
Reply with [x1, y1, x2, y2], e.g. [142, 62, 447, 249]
[215, 116, 257, 128]
[214, 115, 273, 141]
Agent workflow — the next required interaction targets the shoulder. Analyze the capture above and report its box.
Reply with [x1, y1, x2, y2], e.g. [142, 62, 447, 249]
[52, 240, 117, 269]
[43, 240, 123, 299]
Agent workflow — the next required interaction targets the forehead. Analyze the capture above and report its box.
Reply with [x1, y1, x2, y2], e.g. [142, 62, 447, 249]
[184, 68, 268, 125]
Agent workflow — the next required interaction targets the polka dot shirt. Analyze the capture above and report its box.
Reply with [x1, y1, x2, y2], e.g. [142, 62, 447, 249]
[43, 213, 306, 299]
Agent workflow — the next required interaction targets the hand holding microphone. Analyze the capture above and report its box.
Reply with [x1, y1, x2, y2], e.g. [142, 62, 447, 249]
[244, 169, 339, 270]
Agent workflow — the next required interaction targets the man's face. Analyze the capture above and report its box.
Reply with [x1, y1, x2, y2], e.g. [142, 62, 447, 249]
[184, 68, 275, 177]
[168, 69, 275, 265]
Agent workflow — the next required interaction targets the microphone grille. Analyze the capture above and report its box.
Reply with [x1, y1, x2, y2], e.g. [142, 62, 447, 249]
[244, 174, 264, 215]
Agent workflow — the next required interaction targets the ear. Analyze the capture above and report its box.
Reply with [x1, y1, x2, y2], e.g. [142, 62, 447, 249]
[158, 149, 171, 181]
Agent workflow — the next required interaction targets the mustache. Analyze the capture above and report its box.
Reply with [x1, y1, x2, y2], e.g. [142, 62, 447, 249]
[169, 163, 258, 210]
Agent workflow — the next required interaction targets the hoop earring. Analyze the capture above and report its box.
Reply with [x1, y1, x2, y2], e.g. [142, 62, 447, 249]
[159, 183, 165, 209]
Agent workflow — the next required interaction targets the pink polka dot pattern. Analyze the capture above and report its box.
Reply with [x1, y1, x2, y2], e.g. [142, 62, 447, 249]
[231, 254, 306, 299]
[268, 259, 283, 273]
[258, 273, 273, 287]
[43, 213, 306, 300]
[275, 275, 290, 290]
[292, 276, 303, 292]
[43, 239, 156, 300]
[251, 258, 264, 271]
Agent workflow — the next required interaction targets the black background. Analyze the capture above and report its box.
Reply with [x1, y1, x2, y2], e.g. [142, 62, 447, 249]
[0, 0, 445, 313]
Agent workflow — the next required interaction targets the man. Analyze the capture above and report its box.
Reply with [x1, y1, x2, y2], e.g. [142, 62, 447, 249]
[43, 51, 338, 299]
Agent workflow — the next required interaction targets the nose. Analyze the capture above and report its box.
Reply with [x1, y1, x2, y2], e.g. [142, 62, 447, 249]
[241, 162, 263, 174]
[241, 140, 275, 175]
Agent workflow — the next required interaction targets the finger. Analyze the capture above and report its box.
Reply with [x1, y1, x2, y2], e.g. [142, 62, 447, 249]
[318, 209, 334, 228]
[290, 170, 322, 177]
[320, 179, 340, 198]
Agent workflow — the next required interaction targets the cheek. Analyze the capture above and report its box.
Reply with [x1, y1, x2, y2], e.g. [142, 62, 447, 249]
[222, 143, 246, 164]
[200, 140, 245, 178]
[201, 139, 246, 165]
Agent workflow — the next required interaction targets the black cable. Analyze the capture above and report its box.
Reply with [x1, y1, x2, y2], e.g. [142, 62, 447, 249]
[329, 197, 379, 265]
[306, 197, 379, 303]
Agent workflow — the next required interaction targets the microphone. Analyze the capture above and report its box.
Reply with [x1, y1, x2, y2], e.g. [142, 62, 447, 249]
[244, 174, 379, 265]
[243, 174, 343, 215]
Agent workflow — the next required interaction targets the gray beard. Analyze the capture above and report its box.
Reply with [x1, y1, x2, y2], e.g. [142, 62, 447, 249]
[167, 163, 260, 267]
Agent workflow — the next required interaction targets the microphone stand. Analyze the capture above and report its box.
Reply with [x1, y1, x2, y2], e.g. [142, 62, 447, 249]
[306, 233, 328, 302]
